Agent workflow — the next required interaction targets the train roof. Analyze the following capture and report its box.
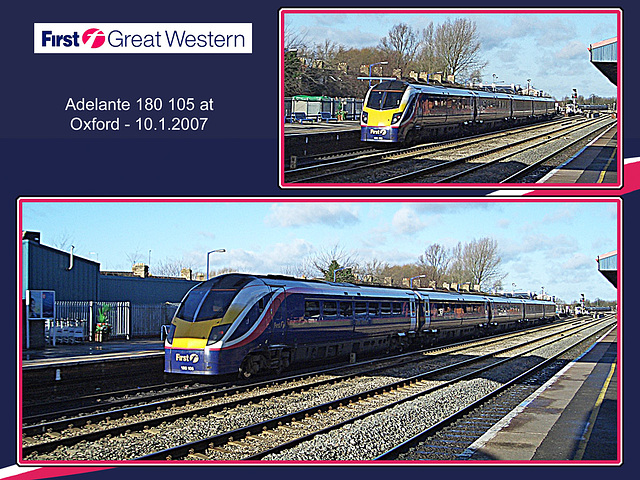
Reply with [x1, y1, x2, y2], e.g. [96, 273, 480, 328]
[392, 80, 553, 102]
[207, 273, 554, 304]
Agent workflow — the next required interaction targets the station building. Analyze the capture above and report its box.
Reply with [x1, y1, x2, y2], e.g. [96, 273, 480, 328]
[21, 231, 200, 348]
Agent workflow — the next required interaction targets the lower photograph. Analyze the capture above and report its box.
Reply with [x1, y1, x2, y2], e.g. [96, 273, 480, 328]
[18, 197, 620, 465]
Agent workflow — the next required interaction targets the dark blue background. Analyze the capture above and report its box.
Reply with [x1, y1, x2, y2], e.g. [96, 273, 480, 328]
[2, 0, 634, 478]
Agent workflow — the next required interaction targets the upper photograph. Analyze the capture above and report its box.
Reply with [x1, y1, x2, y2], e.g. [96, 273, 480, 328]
[279, 9, 621, 188]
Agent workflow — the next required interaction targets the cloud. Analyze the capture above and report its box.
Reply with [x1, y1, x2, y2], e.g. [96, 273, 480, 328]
[202, 238, 316, 275]
[562, 253, 594, 270]
[501, 233, 577, 263]
[391, 206, 429, 234]
[265, 203, 360, 228]
[542, 205, 577, 223]
[554, 40, 588, 61]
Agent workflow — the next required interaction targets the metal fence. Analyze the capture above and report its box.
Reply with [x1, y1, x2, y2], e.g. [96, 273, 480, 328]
[285, 97, 364, 120]
[54, 301, 179, 340]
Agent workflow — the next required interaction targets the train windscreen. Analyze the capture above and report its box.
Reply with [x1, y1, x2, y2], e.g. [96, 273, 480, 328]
[366, 81, 407, 110]
[176, 274, 254, 322]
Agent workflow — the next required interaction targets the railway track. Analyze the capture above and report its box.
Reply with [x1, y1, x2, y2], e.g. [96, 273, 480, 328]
[22, 315, 613, 462]
[383, 117, 615, 184]
[283, 117, 613, 185]
[23, 317, 578, 423]
[379, 318, 617, 461]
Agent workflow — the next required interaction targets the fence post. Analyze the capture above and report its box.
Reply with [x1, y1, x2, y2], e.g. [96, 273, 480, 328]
[89, 301, 94, 340]
[126, 301, 131, 340]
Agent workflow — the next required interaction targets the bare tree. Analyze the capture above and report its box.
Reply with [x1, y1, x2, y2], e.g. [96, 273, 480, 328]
[357, 258, 389, 284]
[417, 243, 450, 285]
[433, 18, 487, 80]
[416, 22, 445, 77]
[310, 244, 359, 280]
[446, 241, 466, 285]
[125, 249, 145, 267]
[462, 237, 505, 290]
[379, 23, 420, 73]
[151, 257, 198, 278]
[50, 232, 74, 251]
[280, 256, 317, 279]
[284, 20, 308, 51]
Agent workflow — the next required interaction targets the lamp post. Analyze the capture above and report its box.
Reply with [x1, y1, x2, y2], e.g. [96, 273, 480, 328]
[206, 249, 226, 280]
[333, 266, 348, 282]
[527, 78, 531, 95]
[368, 61, 388, 87]
[410, 274, 428, 288]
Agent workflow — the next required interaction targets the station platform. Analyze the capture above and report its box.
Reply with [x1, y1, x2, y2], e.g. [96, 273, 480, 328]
[22, 338, 164, 370]
[284, 120, 360, 137]
[284, 121, 362, 158]
[465, 325, 619, 462]
[539, 120, 618, 184]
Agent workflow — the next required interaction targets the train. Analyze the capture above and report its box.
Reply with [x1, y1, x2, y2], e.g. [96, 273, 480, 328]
[360, 80, 556, 144]
[164, 273, 556, 378]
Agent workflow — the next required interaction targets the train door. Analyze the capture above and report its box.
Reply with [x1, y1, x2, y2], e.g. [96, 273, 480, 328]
[487, 300, 493, 324]
[409, 296, 417, 332]
[268, 286, 287, 345]
[423, 297, 431, 330]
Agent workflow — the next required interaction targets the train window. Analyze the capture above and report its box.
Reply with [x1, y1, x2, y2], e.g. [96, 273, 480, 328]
[369, 302, 380, 315]
[177, 274, 253, 322]
[340, 302, 353, 318]
[381, 302, 392, 315]
[323, 301, 338, 317]
[392, 302, 402, 315]
[176, 288, 207, 321]
[384, 91, 403, 109]
[305, 301, 321, 319]
[355, 302, 367, 315]
[366, 90, 385, 109]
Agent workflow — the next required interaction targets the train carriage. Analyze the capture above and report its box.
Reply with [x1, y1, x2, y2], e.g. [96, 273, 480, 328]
[360, 80, 556, 145]
[165, 273, 556, 378]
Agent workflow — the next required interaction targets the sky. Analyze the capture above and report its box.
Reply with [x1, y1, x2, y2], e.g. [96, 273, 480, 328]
[20, 199, 618, 304]
[284, 10, 619, 100]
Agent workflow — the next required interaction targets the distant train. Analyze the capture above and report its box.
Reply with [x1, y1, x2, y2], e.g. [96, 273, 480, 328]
[164, 273, 556, 378]
[361, 80, 556, 144]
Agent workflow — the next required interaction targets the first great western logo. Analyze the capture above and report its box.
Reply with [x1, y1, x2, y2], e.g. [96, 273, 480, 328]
[34, 23, 252, 54]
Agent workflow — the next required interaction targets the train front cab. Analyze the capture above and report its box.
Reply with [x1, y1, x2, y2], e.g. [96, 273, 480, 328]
[361, 80, 409, 142]
[164, 274, 278, 376]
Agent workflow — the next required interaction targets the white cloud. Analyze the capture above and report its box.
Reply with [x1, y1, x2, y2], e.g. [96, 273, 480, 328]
[265, 203, 360, 228]
[391, 206, 428, 235]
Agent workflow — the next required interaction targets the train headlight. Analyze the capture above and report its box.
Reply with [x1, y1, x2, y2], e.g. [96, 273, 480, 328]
[361, 111, 368, 124]
[391, 113, 402, 124]
[207, 324, 231, 345]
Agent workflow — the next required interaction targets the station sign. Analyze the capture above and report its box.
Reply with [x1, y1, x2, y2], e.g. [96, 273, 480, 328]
[27, 290, 55, 320]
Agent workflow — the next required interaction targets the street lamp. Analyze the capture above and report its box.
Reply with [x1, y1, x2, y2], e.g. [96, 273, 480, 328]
[206, 249, 226, 280]
[527, 78, 531, 94]
[368, 61, 388, 87]
[333, 266, 348, 282]
[410, 274, 428, 288]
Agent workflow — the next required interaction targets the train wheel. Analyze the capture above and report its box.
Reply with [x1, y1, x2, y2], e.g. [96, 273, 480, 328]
[239, 354, 264, 379]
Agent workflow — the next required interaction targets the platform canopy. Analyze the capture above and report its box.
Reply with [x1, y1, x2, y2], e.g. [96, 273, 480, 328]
[596, 250, 617, 287]
[589, 37, 617, 86]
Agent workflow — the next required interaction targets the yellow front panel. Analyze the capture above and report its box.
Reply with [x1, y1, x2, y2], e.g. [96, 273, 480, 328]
[173, 337, 208, 349]
[171, 317, 230, 349]
[364, 107, 398, 126]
